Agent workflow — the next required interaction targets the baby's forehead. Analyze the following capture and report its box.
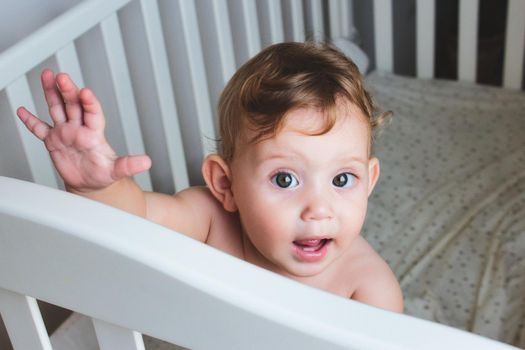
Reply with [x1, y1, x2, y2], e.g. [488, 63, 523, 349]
[240, 110, 369, 156]
[246, 103, 369, 138]
[230, 101, 373, 164]
[250, 99, 364, 126]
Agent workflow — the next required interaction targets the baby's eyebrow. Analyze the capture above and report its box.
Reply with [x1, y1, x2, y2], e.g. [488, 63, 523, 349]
[260, 153, 294, 160]
[259, 153, 368, 166]
[338, 155, 368, 165]
[257, 153, 301, 163]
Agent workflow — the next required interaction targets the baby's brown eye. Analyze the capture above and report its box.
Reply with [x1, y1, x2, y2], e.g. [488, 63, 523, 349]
[271, 172, 298, 188]
[333, 173, 355, 188]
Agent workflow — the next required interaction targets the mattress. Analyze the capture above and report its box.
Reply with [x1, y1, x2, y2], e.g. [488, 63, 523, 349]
[363, 72, 525, 348]
[50, 72, 525, 349]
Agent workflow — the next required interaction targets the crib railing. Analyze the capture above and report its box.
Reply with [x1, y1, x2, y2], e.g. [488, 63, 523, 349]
[1, 176, 520, 350]
[373, 0, 525, 86]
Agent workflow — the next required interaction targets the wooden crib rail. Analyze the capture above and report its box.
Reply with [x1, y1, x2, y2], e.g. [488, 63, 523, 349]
[373, 0, 525, 88]
[0, 176, 519, 350]
[0, 0, 127, 92]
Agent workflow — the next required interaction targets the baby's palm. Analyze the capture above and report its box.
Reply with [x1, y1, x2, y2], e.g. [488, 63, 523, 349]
[17, 70, 150, 191]
[45, 120, 117, 190]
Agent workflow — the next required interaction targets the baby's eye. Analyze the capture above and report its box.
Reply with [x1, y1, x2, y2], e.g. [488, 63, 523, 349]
[332, 172, 356, 188]
[271, 172, 299, 188]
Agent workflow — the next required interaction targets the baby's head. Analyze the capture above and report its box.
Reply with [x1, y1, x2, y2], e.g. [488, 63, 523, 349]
[217, 41, 383, 163]
[203, 42, 386, 278]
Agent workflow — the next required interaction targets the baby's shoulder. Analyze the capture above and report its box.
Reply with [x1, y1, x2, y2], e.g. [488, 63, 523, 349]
[176, 186, 223, 210]
[349, 236, 387, 265]
[341, 237, 389, 282]
[173, 186, 235, 229]
[344, 237, 404, 313]
[180, 187, 244, 255]
[145, 186, 233, 243]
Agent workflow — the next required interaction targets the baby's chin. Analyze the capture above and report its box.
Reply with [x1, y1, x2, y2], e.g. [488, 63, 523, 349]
[275, 256, 336, 280]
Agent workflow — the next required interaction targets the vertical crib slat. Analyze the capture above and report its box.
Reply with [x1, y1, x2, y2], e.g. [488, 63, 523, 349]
[242, 0, 262, 58]
[340, 0, 354, 39]
[6, 77, 58, 188]
[0, 289, 52, 350]
[282, 0, 305, 42]
[139, 0, 190, 191]
[306, 0, 325, 42]
[93, 318, 145, 350]
[416, 0, 435, 78]
[178, 0, 217, 152]
[55, 42, 85, 87]
[159, 0, 216, 183]
[229, 0, 262, 64]
[195, 0, 237, 82]
[458, 0, 479, 82]
[373, 0, 394, 72]
[329, 0, 342, 39]
[209, 0, 237, 81]
[258, 0, 284, 45]
[196, 0, 236, 118]
[503, 0, 525, 89]
[330, 0, 354, 40]
[99, 13, 152, 191]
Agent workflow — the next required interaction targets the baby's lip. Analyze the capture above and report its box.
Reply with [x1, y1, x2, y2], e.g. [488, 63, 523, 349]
[293, 237, 332, 246]
[293, 238, 325, 247]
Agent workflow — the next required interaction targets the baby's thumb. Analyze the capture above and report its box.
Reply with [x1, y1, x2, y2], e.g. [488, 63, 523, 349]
[113, 155, 152, 180]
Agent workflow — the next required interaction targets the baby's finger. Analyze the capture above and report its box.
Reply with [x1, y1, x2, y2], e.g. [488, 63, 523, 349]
[79, 88, 105, 132]
[16, 107, 51, 141]
[112, 155, 152, 180]
[56, 73, 82, 125]
[41, 69, 66, 124]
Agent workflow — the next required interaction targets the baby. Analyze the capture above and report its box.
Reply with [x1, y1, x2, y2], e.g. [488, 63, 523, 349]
[17, 42, 403, 313]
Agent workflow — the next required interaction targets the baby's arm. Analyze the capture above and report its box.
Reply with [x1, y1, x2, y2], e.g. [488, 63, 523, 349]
[17, 70, 212, 242]
[352, 255, 404, 313]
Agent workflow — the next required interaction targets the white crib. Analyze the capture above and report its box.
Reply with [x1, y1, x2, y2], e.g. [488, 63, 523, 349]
[0, 0, 524, 349]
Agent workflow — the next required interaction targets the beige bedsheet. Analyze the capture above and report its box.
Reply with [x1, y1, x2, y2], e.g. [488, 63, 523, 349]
[363, 72, 525, 348]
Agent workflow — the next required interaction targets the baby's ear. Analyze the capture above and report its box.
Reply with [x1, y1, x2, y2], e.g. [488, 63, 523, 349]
[202, 154, 238, 212]
[367, 157, 380, 196]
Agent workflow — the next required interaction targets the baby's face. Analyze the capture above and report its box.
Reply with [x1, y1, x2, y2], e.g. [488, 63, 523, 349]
[229, 104, 378, 278]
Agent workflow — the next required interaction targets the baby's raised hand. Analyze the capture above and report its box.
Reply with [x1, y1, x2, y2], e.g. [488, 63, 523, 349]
[17, 69, 151, 192]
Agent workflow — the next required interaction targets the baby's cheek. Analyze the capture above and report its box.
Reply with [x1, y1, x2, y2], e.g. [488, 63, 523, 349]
[340, 200, 367, 228]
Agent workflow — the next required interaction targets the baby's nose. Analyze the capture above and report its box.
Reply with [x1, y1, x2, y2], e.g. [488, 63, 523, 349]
[300, 195, 334, 221]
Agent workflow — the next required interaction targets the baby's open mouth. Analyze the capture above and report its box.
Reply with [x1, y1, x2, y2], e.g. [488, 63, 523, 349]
[293, 238, 332, 252]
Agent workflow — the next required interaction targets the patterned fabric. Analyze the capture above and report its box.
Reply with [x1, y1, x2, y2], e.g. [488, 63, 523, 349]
[364, 71, 525, 348]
